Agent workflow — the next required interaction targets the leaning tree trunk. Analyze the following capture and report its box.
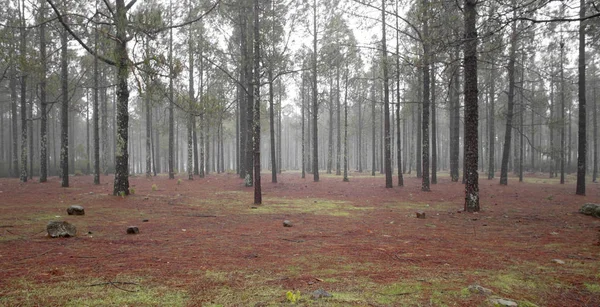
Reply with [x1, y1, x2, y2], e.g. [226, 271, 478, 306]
[464, 0, 479, 212]
[113, 0, 130, 196]
[575, 0, 586, 195]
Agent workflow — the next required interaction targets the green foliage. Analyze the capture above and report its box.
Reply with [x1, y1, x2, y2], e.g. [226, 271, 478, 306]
[286, 290, 301, 303]
[177, 179, 182, 185]
[118, 191, 126, 198]
[129, 187, 136, 195]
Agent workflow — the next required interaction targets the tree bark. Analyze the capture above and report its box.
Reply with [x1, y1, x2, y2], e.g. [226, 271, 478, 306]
[421, 0, 430, 191]
[343, 66, 349, 182]
[464, 0, 479, 212]
[575, 0, 586, 195]
[312, 0, 319, 182]
[20, 5, 28, 183]
[382, 0, 392, 188]
[60, 26, 68, 187]
[39, 0, 48, 182]
[113, 0, 130, 195]
[488, 60, 495, 179]
[253, 0, 262, 204]
[168, 1, 175, 180]
[269, 68, 277, 183]
[500, 17, 517, 186]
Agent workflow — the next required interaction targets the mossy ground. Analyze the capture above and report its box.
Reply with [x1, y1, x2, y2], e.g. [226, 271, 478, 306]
[0, 172, 599, 306]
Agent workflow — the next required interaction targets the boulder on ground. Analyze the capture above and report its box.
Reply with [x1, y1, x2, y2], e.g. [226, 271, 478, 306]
[311, 289, 332, 299]
[467, 284, 493, 295]
[283, 220, 293, 227]
[47, 221, 77, 238]
[579, 203, 600, 218]
[489, 298, 517, 306]
[67, 205, 85, 215]
[126, 226, 139, 234]
[416, 211, 426, 219]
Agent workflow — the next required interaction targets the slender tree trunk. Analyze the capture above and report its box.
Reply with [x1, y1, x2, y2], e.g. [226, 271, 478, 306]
[395, 2, 403, 186]
[500, 17, 517, 186]
[371, 76, 376, 177]
[60, 26, 69, 187]
[11, 57, 19, 178]
[358, 94, 363, 172]
[575, 0, 586, 195]
[145, 85, 152, 178]
[39, 0, 48, 182]
[343, 66, 349, 182]
[269, 68, 277, 183]
[168, 1, 175, 180]
[336, 68, 341, 176]
[277, 80, 282, 173]
[253, 0, 262, 204]
[188, 23, 195, 181]
[19, 6, 28, 183]
[449, 54, 460, 181]
[421, 0, 430, 191]
[312, 0, 319, 182]
[560, 41, 565, 184]
[113, 0, 131, 195]
[519, 53, 524, 182]
[431, 61, 437, 184]
[327, 74, 333, 174]
[488, 60, 495, 179]
[301, 74, 306, 179]
[464, 0, 479, 212]
[593, 73, 598, 182]
[382, 0, 392, 188]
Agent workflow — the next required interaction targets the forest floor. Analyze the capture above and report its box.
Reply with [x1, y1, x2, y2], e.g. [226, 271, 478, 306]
[0, 171, 599, 306]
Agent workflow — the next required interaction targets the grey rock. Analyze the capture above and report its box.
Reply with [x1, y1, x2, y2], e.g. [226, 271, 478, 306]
[468, 284, 493, 295]
[283, 220, 293, 227]
[489, 298, 517, 307]
[67, 205, 85, 215]
[311, 289, 332, 299]
[126, 226, 139, 234]
[416, 211, 426, 219]
[580, 203, 600, 218]
[47, 221, 77, 238]
[552, 259, 565, 264]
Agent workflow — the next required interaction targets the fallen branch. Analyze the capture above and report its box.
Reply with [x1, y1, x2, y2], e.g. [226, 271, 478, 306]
[281, 238, 305, 243]
[87, 281, 140, 292]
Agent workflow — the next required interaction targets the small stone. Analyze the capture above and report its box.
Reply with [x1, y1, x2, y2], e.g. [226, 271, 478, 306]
[416, 211, 426, 219]
[283, 220, 293, 227]
[126, 226, 139, 234]
[67, 205, 85, 215]
[47, 221, 77, 238]
[489, 298, 517, 307]
[311, 289, 332, 299]
[467, 284, 493, 295]
[142, 219, 149, 222]
[552, 259, 565, 264]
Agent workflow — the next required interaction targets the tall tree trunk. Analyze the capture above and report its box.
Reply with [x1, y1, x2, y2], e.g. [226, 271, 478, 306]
[382, 0, 392, 188]
[560, 41, 565, 184]
[575, 0, 586, 195]
[11, 56, 19, 178]
[500, 17, 517, 186]
[60, 26, 69, 187]
[343, 66, 349, 182]
[253, 0, 262, 204]
[358, 92, 363, 172]
[93, 23, 100, 183]
[301, 74, 306, 179]
[244, 3, 255, 186]
[421, 0, 430, 191]
[519, 53, 525, 182]
[19, 4, 28, 183]
[593, 70, 598, 183]
[336, 68, 341, 176]
[269, 68, 277, 183]
[113, 0, 130, 195]
[278, 79, 282, 173]
[449, 54, 460, 181]
[188, 22, 195, 181]
[312, 0, 319, 182]
[464, 0, 479, 212]
[371, 76, 376, 177]
[168, 1, 175, 180]
[395, 2, 403, 186]
[431, 61, 437, 184]
[488, 60, 495, 179]
[39, 0, 48, 182]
